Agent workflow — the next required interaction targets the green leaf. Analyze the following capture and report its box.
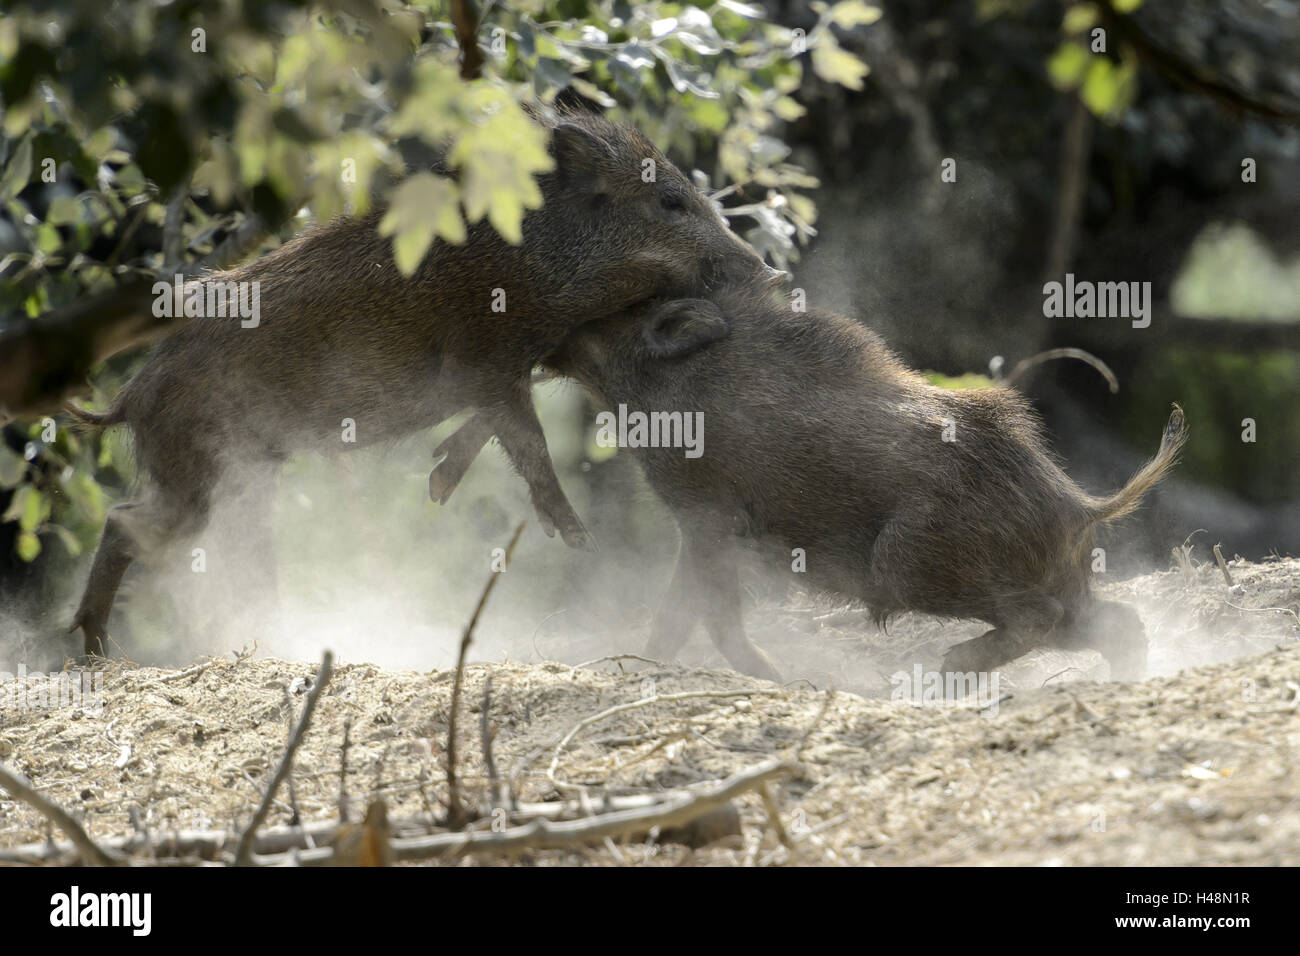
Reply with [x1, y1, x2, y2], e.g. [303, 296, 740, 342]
[811, 34, 869, 90]
[449, 102, 551, 244]
[1062, 3, 1098, 35]
[16, 530, 40, 562]
[716, 0, 766, 18]
[1047, 42, 1090, 90]
[3, 484, 46, 530]
[0, 135, 31, 199]
[113, 163, 147, 195]
[51, 523, 83, 557]
[773, 96, 807, 121]
[826, 1, 883, 28]
[63, 471, 105, 524]
[568, 78, 616, 108]
[616, 42, 656, 71]
[47, 195, 82, 225]
[0, 444, 26, 488]
[1080, 55, 1137, 119]
[534, 57, 573, 93]
[379, 173, 465, 276]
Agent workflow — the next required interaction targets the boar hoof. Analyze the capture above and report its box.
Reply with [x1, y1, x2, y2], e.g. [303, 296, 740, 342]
[941, 634, 1004, 675]
[69, 612, 107, 660]
[720, 640, 782, 682]
[531, 498, 597, 551]
[428, 462, 458, 505]
[558, 519, 598, 553]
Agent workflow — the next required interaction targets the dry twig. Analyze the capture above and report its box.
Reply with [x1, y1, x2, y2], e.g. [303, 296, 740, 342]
[1213, 544, 1236, 588]
[0, 760, 124, 865]
[295, 758, 796, 864]
[233, 651, 334, 865]
[446, 522, 524, 828]
[547, 689, 779, 793]
[480, 675, 500, 808]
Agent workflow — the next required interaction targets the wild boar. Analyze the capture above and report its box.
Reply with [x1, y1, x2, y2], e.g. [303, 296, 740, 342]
[65, 107, 783, 658]
[438, 285, 1186, 682]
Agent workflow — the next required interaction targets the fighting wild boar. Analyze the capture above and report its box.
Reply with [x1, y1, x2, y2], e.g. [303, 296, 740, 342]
[440, 284, 1186, 682]
[65, 107, 783, 658]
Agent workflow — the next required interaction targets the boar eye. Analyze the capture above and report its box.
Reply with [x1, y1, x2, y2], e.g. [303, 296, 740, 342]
[660, 192, 686, 213]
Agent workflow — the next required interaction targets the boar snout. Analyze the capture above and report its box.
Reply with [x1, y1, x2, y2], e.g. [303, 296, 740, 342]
[760, 263, 790, 288]
[703, 237, 789, 292]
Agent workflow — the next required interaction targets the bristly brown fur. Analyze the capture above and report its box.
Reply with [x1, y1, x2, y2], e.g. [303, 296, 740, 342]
[542, 284, 1185, 681]
[68, 111, 776, 659]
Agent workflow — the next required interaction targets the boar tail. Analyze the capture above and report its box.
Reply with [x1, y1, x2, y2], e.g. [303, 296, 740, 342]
[1088, 404, 1187, 525]
[64, 401, 123, 428]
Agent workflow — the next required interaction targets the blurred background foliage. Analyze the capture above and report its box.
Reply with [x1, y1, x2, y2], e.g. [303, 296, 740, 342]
[0, 0, 1298, 661]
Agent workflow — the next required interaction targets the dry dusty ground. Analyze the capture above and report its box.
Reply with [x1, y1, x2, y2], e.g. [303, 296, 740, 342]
[1, 556, 1297, 865]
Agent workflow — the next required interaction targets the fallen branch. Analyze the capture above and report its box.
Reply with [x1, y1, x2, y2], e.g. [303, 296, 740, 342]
[233, 650, 334, 865]
[0, 760, 124, 866]
[0, 781, 770, 864]
[1222, 600, 1300, 632]
[547, 688, 780, 793]
[142, 644, 254, 689]
[292, 758, 796, 864]
[569, 654, 665, 677]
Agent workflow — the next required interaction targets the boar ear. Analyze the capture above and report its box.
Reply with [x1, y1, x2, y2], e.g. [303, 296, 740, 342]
[554, 86, 605, 116]
[642, 299, 730, 359]
[551, 122, 611, 192]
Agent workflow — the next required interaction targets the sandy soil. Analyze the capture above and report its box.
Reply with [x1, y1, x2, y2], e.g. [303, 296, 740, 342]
[1, 556, 1296, 865]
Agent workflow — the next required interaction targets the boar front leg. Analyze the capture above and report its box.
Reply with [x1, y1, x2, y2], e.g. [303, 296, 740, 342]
[473, 390, 596, 552]
[429, 399, 594, 551]
[428, 412, 496, 505]
[647, 522, 782, 682]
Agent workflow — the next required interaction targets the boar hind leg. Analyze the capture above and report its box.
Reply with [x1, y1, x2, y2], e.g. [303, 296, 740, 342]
[488, 392, 595, 552]
[428, 412, 495, 504]
[647, 527, 782, 682]
[71, 504, 139, 659]
[72, 495, 203, 659]
[940, 627, 1037, 676]
[940, 596, 1064, 676]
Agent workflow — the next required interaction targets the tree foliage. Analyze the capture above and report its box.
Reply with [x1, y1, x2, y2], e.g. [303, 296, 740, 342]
[0, 0, 873, 561]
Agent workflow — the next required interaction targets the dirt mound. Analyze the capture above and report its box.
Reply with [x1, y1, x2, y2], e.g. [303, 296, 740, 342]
[1, 558, 1297, 865]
